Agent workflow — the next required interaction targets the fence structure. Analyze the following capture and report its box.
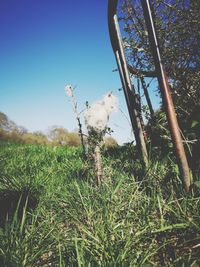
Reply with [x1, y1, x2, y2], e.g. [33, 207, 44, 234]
[108, 0, 192, 191]
[108, 0, 148, 167]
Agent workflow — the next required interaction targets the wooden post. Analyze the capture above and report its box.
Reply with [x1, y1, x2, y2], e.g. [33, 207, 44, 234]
[141, 0, 192, 191]
[108, 0, 148, 167]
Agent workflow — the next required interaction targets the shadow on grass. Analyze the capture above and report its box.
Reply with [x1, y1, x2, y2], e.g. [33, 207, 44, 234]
[0, 188, 38, 228]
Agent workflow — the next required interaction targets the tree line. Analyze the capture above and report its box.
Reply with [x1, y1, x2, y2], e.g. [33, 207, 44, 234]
[0, 111, 117, 147]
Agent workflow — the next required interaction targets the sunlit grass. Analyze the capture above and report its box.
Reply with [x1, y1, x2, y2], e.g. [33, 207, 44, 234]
[0, 141, 199, 266]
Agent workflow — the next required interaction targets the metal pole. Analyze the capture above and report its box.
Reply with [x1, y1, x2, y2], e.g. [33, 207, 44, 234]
[141, 0, 192, 191]
[108, 0, 148, 167]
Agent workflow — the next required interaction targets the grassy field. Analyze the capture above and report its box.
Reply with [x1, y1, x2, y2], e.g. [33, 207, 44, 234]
[0, 141, 200, 266]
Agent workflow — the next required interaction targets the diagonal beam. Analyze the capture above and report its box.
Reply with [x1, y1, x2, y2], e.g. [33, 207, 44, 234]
[141, 0, 192, 191]
[108, 0, 148, 167]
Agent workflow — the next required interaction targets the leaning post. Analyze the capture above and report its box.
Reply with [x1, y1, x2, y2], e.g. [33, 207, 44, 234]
[141, 0, 192, 192]
[108, 0, 148, 167]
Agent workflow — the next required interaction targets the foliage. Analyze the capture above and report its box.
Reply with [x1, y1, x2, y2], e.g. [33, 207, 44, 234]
[120, 0, 200, 114]
[0, 112, 17, 132]
[185, 106, 200, 175]
[0, 111, 81, 147]
[119, 0, 200, 170]
[22, 132, 49, 145]
[0, 141, 200, 266]
[103, 136, 118, 148]
[145, 109, 173, 158]
[47, 126, 81, 147]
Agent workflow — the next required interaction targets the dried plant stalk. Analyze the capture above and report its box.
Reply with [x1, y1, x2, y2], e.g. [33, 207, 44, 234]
[94, 143, 103, 185]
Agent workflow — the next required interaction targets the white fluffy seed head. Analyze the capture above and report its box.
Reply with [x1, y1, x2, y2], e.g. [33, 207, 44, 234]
[65, 84, 73, 97]
[84, 92, 118, 132]
[84, 102, 109, 132]
[103, 92, 118, 115]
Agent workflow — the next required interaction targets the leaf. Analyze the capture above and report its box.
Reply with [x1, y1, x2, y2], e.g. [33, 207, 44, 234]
[194, 181, 200, 189]
[191, 120, 199, 128]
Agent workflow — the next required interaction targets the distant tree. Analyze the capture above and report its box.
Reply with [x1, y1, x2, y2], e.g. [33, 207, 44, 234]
[0, 112, 17, 132]
[104, 137, 118, 148]
[0, 128, 9, 141]
[22, 132, 48, 145]
[48, 127, 69, 145]
[0, 111, 48, 145]
[0, 112, 20, 142]
[9, 129, 23, 143]
[66, 132, 81, 147]
[17, 126, 28, 135]
[47, 126, 81, 147]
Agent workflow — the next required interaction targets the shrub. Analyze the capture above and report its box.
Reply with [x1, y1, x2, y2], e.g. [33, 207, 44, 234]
[103, 136, 118, 148]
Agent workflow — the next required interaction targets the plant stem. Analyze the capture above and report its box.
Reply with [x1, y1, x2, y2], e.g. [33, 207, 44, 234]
[94, 144, 103, 185]
[70, 92, 86, 156]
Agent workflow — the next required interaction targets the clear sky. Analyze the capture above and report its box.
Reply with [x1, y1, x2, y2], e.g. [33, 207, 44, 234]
[0, 0, 160, 144]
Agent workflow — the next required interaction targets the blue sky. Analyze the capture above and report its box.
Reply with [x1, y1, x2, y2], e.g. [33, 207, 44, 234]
[0, 0, 160, 144]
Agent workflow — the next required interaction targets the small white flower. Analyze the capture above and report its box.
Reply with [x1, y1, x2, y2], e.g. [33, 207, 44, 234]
[65, 85, 73, 97]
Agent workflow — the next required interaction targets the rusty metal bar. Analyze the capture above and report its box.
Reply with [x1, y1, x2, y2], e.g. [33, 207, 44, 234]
[108, 0, 148, 167]
[141, 0, 192, 191]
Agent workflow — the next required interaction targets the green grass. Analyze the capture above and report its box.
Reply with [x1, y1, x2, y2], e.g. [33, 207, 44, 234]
[0, 141, 200, 266]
